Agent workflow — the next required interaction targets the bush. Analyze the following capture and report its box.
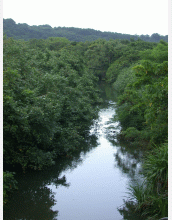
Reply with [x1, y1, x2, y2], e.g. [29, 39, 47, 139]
[122, 127, 141, 141]
[113, 65, 137, 93]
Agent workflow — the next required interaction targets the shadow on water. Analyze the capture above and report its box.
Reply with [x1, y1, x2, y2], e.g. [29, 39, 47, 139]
[3, 134, 99, 220]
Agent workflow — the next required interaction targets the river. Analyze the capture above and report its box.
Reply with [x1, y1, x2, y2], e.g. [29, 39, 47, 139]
[3, 83, 144, 220]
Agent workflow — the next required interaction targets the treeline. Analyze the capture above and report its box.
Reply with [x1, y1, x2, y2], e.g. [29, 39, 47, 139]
[3, 18, 168, 43]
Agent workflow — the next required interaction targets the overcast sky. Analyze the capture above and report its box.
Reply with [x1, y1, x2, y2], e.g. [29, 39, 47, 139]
[3, 0, 168, 36]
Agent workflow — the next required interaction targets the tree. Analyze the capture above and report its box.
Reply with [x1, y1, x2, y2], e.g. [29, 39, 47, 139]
[3, 36, 100, 173]
[115, 40, 168, 145]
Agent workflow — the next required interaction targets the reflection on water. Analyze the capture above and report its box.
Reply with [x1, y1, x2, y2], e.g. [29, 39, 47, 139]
[4, 83, 144, 220]
[114, 140, 144, 183]
[3, 171, 59, 220]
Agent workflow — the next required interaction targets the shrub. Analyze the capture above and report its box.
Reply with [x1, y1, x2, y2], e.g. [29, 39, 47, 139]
[122, 127, 141, 141]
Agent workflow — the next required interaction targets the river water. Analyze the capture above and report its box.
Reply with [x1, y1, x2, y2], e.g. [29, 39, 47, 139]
[4, 83, 144, 220]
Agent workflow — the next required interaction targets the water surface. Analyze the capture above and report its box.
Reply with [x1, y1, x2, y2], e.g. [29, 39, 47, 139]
[47, 104, 128, 220]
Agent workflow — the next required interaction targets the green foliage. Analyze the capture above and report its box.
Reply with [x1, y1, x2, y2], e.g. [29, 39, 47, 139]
[84, 39, 118, 80]
[106, 39, 157, 83]
[140, 40, 168, 63]
[47, 37, 70, 51]
[116, 88, 146, 132]
[143, 143, 168, 192]
[122, 127, 141, 141]
[3, 171, 18, 204]
[3, 36, 100, 174]
[113, 64, 137, 93]
[114, 40, 168, 145]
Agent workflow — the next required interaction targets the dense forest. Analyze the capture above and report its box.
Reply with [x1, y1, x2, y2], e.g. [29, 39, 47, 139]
[3, 24, 168, 219]
[3, 18, 168, 43]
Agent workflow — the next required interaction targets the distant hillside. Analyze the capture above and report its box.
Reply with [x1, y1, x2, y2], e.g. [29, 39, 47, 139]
[3, 18, 168, 43]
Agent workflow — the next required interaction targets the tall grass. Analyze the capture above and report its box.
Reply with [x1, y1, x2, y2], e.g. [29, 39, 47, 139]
[143, 143, 168, 193]
[127, 142, 168, 219]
